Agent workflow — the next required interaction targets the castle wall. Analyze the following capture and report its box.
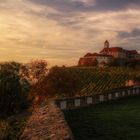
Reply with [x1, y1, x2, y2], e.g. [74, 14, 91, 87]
[96, 56, 112, 63]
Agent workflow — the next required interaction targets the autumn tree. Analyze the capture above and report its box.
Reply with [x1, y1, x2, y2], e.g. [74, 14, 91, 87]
[20, 60, 48, 84]
[30, 66, 81, 99]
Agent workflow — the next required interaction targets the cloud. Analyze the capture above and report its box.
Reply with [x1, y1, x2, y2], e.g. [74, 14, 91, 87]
[0, 0, 140, 66]
[30, 0, 140, 13]
[93, 0, 140, 11]
[118, 28, 140, 38]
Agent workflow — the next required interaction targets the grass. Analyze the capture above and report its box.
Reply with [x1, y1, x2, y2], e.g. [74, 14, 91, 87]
[64, 96, 140, 140]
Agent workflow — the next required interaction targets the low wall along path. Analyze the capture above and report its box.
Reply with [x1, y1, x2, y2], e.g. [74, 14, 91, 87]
[55, 87, 140, 110]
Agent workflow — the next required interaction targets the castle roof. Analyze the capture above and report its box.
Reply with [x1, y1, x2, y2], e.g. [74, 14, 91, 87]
[84, 52, 112, 57]
[100, 46, 138, 55]
[100, 47, 125, 53]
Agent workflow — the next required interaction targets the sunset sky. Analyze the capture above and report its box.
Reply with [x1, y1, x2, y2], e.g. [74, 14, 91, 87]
[0, 0, 140, 66]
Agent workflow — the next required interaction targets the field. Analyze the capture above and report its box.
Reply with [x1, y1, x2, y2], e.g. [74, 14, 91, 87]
[64, 96, 140, 140]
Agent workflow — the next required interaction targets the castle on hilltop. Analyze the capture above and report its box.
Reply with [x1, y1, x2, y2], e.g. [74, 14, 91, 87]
[78, 40, 140, 67]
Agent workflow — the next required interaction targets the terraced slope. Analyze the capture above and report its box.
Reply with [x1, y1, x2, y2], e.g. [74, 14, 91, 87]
[35, 67, 140, 98]
[61, 67, 139, 96]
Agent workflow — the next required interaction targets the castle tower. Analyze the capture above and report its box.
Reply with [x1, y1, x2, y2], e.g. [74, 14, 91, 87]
[104, 40, 109, 48]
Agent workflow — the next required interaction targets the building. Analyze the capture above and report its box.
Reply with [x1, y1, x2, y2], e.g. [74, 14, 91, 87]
[78, 53, 112, 66]
[78, 40, 140, 67]
[100, 40, 139, 59]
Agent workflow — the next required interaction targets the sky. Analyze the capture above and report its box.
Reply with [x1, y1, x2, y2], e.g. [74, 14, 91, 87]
[0, 0, 140, 66]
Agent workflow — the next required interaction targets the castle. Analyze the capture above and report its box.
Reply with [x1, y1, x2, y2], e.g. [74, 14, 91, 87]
[78, 40, 140, 67]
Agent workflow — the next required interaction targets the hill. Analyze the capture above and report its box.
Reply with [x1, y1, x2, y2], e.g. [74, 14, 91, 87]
[33, 66, 140, 98]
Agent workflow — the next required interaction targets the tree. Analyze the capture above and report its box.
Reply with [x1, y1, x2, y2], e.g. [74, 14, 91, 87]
[30, 66, 81, 98]
[20, 60, 48, 84]
[0, 62, 30, 118]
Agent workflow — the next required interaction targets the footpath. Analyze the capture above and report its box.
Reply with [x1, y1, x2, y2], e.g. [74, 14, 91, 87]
[21, 102, 73, 140]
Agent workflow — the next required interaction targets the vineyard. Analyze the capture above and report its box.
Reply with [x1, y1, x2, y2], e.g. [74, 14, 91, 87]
[35, 66, 140, 98]
[54, 67, 140, 98]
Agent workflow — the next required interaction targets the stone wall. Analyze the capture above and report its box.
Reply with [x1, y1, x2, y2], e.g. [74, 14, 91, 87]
[21, 102, 74, 140]
[55, 87, 140, 110]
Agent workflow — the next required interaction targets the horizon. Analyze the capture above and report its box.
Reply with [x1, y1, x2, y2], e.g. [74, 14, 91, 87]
[0, 0, 140, 66]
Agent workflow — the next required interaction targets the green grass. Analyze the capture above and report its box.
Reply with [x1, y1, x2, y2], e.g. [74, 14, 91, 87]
[64, 96, 140, 140]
